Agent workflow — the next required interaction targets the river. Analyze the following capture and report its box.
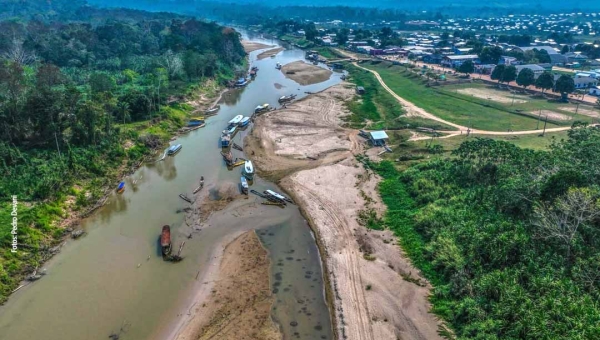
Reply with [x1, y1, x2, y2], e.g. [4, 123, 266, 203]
[0, 34, 342, 339]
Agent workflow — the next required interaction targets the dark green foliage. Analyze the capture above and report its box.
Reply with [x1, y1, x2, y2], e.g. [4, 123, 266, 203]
[457, 60, 474, 75]
[501, 65, 517, 83]
[554, 74, 576, 101]
[490, 64, 505, 83]
[516, 68, 535, 88]
[367, 128, 600, 339]
[535, 71, 555, 93]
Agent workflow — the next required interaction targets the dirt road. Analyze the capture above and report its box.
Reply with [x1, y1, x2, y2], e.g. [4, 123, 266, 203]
[246, 84, 444, 340]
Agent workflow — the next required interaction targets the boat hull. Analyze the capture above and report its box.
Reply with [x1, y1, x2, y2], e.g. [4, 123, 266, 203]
[161, 225, 172, 256]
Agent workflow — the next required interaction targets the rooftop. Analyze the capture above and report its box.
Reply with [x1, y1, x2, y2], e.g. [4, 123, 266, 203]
[370, 131, 389, 140]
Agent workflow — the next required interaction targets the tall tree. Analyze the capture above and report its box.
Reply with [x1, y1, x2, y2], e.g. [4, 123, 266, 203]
[502, 65, 517, 83]
[516, 68, 535, 88]
[491, 64, 506, 83]
[458, 60, 474, 75]
[554, 74, 575, 102]
[478, 46, 503, 64]
[535, 71, 554, 94]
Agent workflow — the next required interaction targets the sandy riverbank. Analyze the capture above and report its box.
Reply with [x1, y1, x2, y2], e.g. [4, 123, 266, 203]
[281, 60, 333, 86]
[246, 84, 444, 339]
[179, 231, 280, 340]
[257, 47, 285, 60]
[242, 40, 273, 53]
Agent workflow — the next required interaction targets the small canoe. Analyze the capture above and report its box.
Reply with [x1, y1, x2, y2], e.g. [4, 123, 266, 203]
[228, 115, 244, 126]
[117, 181, 125, 193]
[161, 225, 172, 256]
[265, 189, 286, 201]
[205, 105, 220, 114]
[167, 144, 182, 155]
[240, 177, 249, 194]
[187, 120, 205, 127]
[240, 117, 251, 127]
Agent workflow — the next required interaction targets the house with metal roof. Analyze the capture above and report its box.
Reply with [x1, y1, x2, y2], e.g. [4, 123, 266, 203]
[369, 131, 389, 146]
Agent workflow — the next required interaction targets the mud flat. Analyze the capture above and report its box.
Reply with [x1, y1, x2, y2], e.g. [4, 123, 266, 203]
[178, 231, 280, 340]
[258, 47, 285, 60]
[245, 84, 356, 181]
[242, 40, 273, 53]
[281, 61, 333, 86]
[246, 84, 444, 340]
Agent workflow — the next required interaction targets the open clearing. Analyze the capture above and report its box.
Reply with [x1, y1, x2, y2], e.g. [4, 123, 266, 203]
[280, 60, 333, 86]
[457, 87, 528, 104]
[559, 105, 600, 118]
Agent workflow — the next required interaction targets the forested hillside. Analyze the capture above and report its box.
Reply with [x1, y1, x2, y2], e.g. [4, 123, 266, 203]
[366, 126, 600, 338]
[0, 1, 245, 302]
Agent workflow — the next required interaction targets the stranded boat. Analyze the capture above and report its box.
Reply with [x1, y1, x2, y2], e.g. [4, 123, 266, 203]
[239, 117, 251, 127]
[240, 176, 249, 194]
[220, 132, 231, 147]
[167, 144, 182, 155]
[228, 115, 243, 127]
[235, 78, 249, 87]
[242, 160, 254, 179]
[205, 105, 220, 114]
[117, 181, 125, 193]
[254, 103, 270, 113]
[278, 94, 297, 103]
[187, 119, 205, 127]
[161, 225, 172, 256]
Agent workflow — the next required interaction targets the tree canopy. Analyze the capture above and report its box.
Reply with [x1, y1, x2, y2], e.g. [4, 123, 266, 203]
[535, 71, 555, 93]
[516, 67, 535, 88]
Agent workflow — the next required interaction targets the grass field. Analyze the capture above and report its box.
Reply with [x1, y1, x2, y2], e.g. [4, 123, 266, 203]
[313, 47, 344, 59]
[358, 61, 598, 131]
[344, 64, 458, 131]
[383, 130, 570, 167]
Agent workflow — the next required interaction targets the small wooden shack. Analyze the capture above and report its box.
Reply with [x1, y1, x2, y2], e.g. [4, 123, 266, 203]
[369, 130, 389, 146]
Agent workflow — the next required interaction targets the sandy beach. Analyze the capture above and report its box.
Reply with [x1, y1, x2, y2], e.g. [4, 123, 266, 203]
[246, 83, 443, 339]
[257, 47, 285, 60]
[280, 60, 333, 86]
[242, 40, 273, 53]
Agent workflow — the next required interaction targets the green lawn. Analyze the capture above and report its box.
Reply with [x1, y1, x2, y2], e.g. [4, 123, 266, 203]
[360, 61, 577, 131]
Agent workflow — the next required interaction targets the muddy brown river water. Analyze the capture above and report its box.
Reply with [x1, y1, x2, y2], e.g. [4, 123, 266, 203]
[0, 34, 343, 340]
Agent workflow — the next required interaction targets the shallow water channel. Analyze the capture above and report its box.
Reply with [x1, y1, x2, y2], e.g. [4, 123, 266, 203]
[0, 34, 342, 339]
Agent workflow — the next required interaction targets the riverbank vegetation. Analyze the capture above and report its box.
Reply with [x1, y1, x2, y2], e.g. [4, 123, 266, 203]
[362, 125, 600, 338]
[0, 1, 245, 303]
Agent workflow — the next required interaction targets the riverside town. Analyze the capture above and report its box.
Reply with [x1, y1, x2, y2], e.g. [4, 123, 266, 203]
[2, 1, 600, 340]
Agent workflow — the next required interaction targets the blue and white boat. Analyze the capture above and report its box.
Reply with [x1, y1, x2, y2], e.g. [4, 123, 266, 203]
[228, 125, 237, 135]
[220, 133, 231, 147]
[240, 117, 251, 127]
[187, 120, 205, 127]
[167, 144, 182, 155]
[228, 115, 243, 127]
[254, 103, 270, 113]
[240, 177, 249, 194]
[235, 78, 249, 87]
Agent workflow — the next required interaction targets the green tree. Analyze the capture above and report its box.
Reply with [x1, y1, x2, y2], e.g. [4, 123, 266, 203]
[89, 72, 116, 94]
[478, 46, 503, 64]
[516, 68, 535, 88]
[554, 74, 575, 101]
[457, 60, 474, 75]
[502, 65, 517, 83]
[535, 71, 554, 94]
[491, 64, 506, 83]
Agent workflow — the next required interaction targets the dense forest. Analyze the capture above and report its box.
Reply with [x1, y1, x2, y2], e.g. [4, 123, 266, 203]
[0, 1, 245, 302]
[365, 125, 600, 338]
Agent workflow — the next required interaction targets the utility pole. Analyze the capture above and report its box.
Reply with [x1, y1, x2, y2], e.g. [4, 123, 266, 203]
[542, 116, 548, 137]
[575, 103, 580, 117]
[536, 109, 542, 129]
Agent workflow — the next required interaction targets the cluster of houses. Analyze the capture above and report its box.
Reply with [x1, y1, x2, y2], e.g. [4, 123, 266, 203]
[338, 30, 600, 95]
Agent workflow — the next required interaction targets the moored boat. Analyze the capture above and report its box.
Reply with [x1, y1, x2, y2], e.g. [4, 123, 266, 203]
[276, 62, 282, 70]
[265, 189, 286, 201]
[161, 225, 172, 256]
[240, 117, 251, 127]
[205, 105, 220, 114]
[228, 114, 243, 127]
[242, 160, 254, 179]
[235, 78, 249, 87]
[228, 125, 237, 135]
[187, 120, 205, 127]
[278, 94, 297, 103]
[117, 181, 125, 193]
[240, 177, 249, 194]
[254, 103, 270, 113]
[221, 151, 233, 164]
[220, 133, 231, 147]
[167, 144, 182, 155]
